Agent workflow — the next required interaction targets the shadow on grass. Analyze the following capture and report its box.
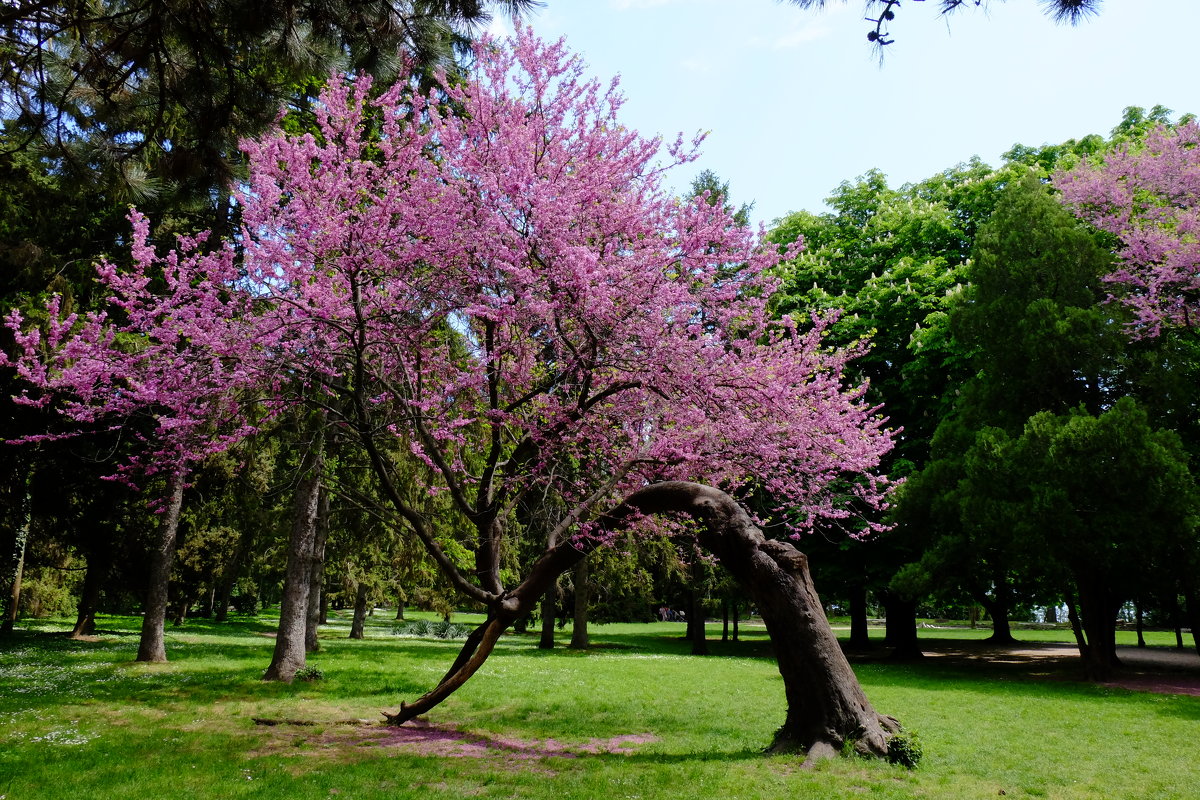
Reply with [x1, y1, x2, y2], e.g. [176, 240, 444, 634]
[4, 616, 1198, 729]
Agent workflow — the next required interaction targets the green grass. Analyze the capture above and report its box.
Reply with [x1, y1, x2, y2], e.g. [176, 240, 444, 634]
[1, 612, 1197, 800]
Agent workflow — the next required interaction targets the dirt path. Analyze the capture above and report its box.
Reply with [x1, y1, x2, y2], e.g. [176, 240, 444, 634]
[915, 639, 1200, 697]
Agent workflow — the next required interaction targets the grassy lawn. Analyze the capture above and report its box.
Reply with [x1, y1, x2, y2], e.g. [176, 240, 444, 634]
[1, 612, 1197, 800]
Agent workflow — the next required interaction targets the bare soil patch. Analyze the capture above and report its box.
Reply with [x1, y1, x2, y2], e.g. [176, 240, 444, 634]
[250, 717, 658, 762]
[915, 639, 1200, 697]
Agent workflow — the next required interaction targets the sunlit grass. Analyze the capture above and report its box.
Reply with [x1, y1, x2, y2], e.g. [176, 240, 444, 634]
[1, 611, 1196, 800]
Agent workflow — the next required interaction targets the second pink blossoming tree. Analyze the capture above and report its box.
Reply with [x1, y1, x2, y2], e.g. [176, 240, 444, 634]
[7, 32, 902, 761]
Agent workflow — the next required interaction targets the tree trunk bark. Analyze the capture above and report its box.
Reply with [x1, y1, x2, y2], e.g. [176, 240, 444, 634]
[847, 582, 870, 648]
[1184, 590, 1200, 659]
[263, 419, 325, 682]
[1, 468, 31, 636]
[689, 589, 709, 655]
[137, 476, 186, 662]
[881, 592, 922, 659]
[71, 550, 108, 638]
[1135, 601, 1146, 648]
[214, 522, 254, 623]
[1073, 578, 1120, 680]
[568, 557, 589, 650]
[977, 591, 1017, 645]
[732, 602, 739, 642]
[305, 484, 331, 652]
[722, 600, 729, 642]
[385, 482, 901, 764]
[349, 580, 368, 640]
[538, 585, 557, 649]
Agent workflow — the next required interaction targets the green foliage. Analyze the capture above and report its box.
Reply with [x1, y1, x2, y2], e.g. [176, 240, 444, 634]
[885, 730, 922, 770]
[293, 664, 324, 682]
[392, 618, 470, 639]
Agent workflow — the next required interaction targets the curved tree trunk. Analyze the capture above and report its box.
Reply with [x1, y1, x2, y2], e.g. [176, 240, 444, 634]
[386, 482, 900, 764]
[137, 474, 185, 662]
[264, 419, 325, 682]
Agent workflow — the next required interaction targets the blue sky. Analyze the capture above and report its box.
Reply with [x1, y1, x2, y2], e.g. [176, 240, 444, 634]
[492, 1, 1197, 227]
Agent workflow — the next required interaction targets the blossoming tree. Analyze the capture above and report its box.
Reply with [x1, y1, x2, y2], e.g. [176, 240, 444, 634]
[5, 32, 902, 761]
[1055, 120, 1200, 336]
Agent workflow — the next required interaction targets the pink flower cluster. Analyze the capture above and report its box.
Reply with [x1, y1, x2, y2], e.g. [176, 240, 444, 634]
[1056, 121, 1200, 337]
[4, 30, 894, 532]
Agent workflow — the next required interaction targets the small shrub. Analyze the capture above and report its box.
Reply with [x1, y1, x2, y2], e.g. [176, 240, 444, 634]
[294, 665, 324, 682]
[392, 619, 470, 640]
[886, 730, 923, 769]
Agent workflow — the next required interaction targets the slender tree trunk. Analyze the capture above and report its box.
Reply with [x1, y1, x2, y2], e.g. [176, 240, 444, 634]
[1184, 590, 1200, 659]
[386, 482, 901, 764]
[137, 476, 186, 662]
[732, 602, 739, 642]
[1135, 602, 1146, 648]
[349, 581, 368, 640]
[1171, 594, 1185, 649]
[539, 523, 561, 650]
[71, 551, 108, 638]
[1, 469, 31, 636]
[214, 523, 254, 623]
[1044, 603, 1058, 624]
[690, 590, 709, 655]
[722, 600, 729, 642]
[1065, 592, 1088, 654]
[538, 586, 556, 649]
[568, 558, 589, 650]
[395, 597, 405, 621]
[263, 419, 325, 682]
[847, 583, 870, 648]
[305, 484, 331, 652]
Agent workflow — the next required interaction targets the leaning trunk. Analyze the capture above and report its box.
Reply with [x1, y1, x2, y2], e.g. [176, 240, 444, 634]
[263, 421, 325, 682]
[136, 475, 186, 663]
[386, 482, 901, 764]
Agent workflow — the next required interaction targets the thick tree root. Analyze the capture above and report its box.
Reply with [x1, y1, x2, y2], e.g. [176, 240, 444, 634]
[768, 712, 903, 767]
